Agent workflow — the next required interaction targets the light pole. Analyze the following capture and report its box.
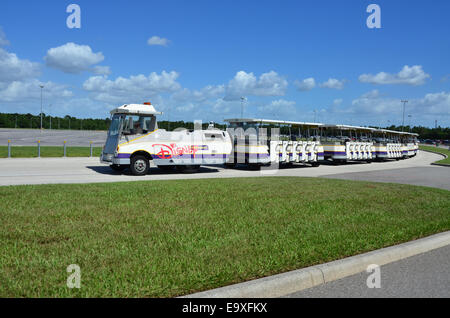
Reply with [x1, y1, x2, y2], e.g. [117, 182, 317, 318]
[408, 114, 412, 132]
[168, 106, 171, 131]
[314, 109, 317, 123]
[401, 100, 408, 132]
[39, 85, 44, 131]
[49, 104, 52, 129]
[240, 97, 246, 118]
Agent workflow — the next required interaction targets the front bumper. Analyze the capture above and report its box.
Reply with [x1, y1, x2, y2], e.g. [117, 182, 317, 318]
[100, 153, 131, 165]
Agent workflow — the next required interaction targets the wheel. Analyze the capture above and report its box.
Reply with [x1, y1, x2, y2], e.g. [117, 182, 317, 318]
[311, 162, 320, 167]
[130, 155, 149, 176]
[110, 164, 127, 172]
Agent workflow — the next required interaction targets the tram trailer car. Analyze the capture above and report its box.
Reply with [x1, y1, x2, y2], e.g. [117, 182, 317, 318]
[100, 103, 232, 175]
[320, 125, 375, 163]
[400, 132, 419, 158]
[224, 119, 324, 167]
[373, 129, 406, 161]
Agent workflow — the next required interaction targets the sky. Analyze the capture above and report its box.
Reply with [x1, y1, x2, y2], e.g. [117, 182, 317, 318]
[0, 0, 449, 127]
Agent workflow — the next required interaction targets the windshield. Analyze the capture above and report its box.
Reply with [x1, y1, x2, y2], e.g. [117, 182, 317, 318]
[108, 114, 122, 136]
[122, 115, 154, 135]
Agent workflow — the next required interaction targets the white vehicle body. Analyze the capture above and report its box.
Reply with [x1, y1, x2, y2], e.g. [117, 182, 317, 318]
[372, 129, 418, 160]
[100, 103, 232, 174]
[225, 118, 324, 166]
[320, 125, 375, 162]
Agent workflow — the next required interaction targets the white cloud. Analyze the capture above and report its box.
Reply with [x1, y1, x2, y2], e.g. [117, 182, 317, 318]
[44, 42, 106, 74]
[147, 36, 170, 47]
[359, 65, 430, 86]
[0, 79, 72, 102]
[333, 98, 343, 106]
[294, 77, 316, 91]
[360, 89, 380, 99]
[92, 65, 111, 75]
[172, 85, 225, 102]
[320, 78, 346, 90]
[0, 48, 40, 82]
[328, 90, 450, 127]
[224, 71, 288, 101]
[83, 71, 181, 103]
[176, 103, 195, 112]
[257, 99, 297, 117]
[0, 27, 9, 46]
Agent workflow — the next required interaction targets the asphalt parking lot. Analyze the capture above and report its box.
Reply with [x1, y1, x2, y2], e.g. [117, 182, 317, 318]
[285, 244, 450, 298]
[0, 128, 107, 146]
[0, 150, 448, 188]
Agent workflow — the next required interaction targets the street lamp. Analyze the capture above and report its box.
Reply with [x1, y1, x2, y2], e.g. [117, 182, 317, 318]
[39, 84, 44, 131]
[240, 97, 246, 118]
[49, 104, 52, 129]
[401, 100, 408, 132]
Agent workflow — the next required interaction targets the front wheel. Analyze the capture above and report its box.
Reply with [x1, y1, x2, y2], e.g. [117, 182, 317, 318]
[130, 155, 149, 176]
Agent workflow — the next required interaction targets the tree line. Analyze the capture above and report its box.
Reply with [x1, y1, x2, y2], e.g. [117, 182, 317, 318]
[0, 113, 226, 131]
[0, 112, 448, 139]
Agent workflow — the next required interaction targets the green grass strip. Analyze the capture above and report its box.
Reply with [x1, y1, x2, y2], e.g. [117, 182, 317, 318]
[419, 145, 450, 165]
[0, 146, 103, 158]
[0, 177, 449, 297]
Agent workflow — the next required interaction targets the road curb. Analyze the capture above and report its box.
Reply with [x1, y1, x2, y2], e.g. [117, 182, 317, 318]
[183, 231, 450, 298]
[419, 148, 449, 167]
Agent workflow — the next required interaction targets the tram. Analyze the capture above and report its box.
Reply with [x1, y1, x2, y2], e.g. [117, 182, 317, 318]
[224, 118, 324, 167]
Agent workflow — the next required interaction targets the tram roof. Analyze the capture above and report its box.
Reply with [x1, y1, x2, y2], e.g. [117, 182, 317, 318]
[321, 124, 376, 131]
[224, 118, 323, 127]
[374, 129, 418, 136]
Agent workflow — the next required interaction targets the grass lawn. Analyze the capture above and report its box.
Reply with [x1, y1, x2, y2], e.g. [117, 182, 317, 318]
[419, 145, 450, 165]
[0, 146, 103, 158]
[0, 177, 449, 297]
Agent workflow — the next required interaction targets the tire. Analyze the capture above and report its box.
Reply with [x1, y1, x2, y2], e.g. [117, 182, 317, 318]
[130, 155, 149, 176]
[311, 162, 320, 167]
[110, 164, 127, 172]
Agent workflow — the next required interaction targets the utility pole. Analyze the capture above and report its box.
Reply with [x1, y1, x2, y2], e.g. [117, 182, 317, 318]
[401, 100, 408, 132]
[39, 85, 44, 131]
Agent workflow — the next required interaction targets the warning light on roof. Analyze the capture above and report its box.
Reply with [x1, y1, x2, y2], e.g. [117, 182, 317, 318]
[143, 102, 152, 105]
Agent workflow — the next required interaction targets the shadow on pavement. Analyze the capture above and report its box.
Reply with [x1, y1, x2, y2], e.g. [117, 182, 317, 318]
[86, 165, 220, 176]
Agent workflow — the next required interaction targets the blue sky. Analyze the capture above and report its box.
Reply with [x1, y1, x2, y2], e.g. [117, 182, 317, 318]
[0, 0, 449, 127]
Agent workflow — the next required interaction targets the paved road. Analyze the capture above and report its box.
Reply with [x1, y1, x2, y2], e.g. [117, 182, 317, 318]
[285, 244, 450, 298]
[322, 166, 450, 190]
[0, 128, 107, 146]
[0, 150, 449, 188]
